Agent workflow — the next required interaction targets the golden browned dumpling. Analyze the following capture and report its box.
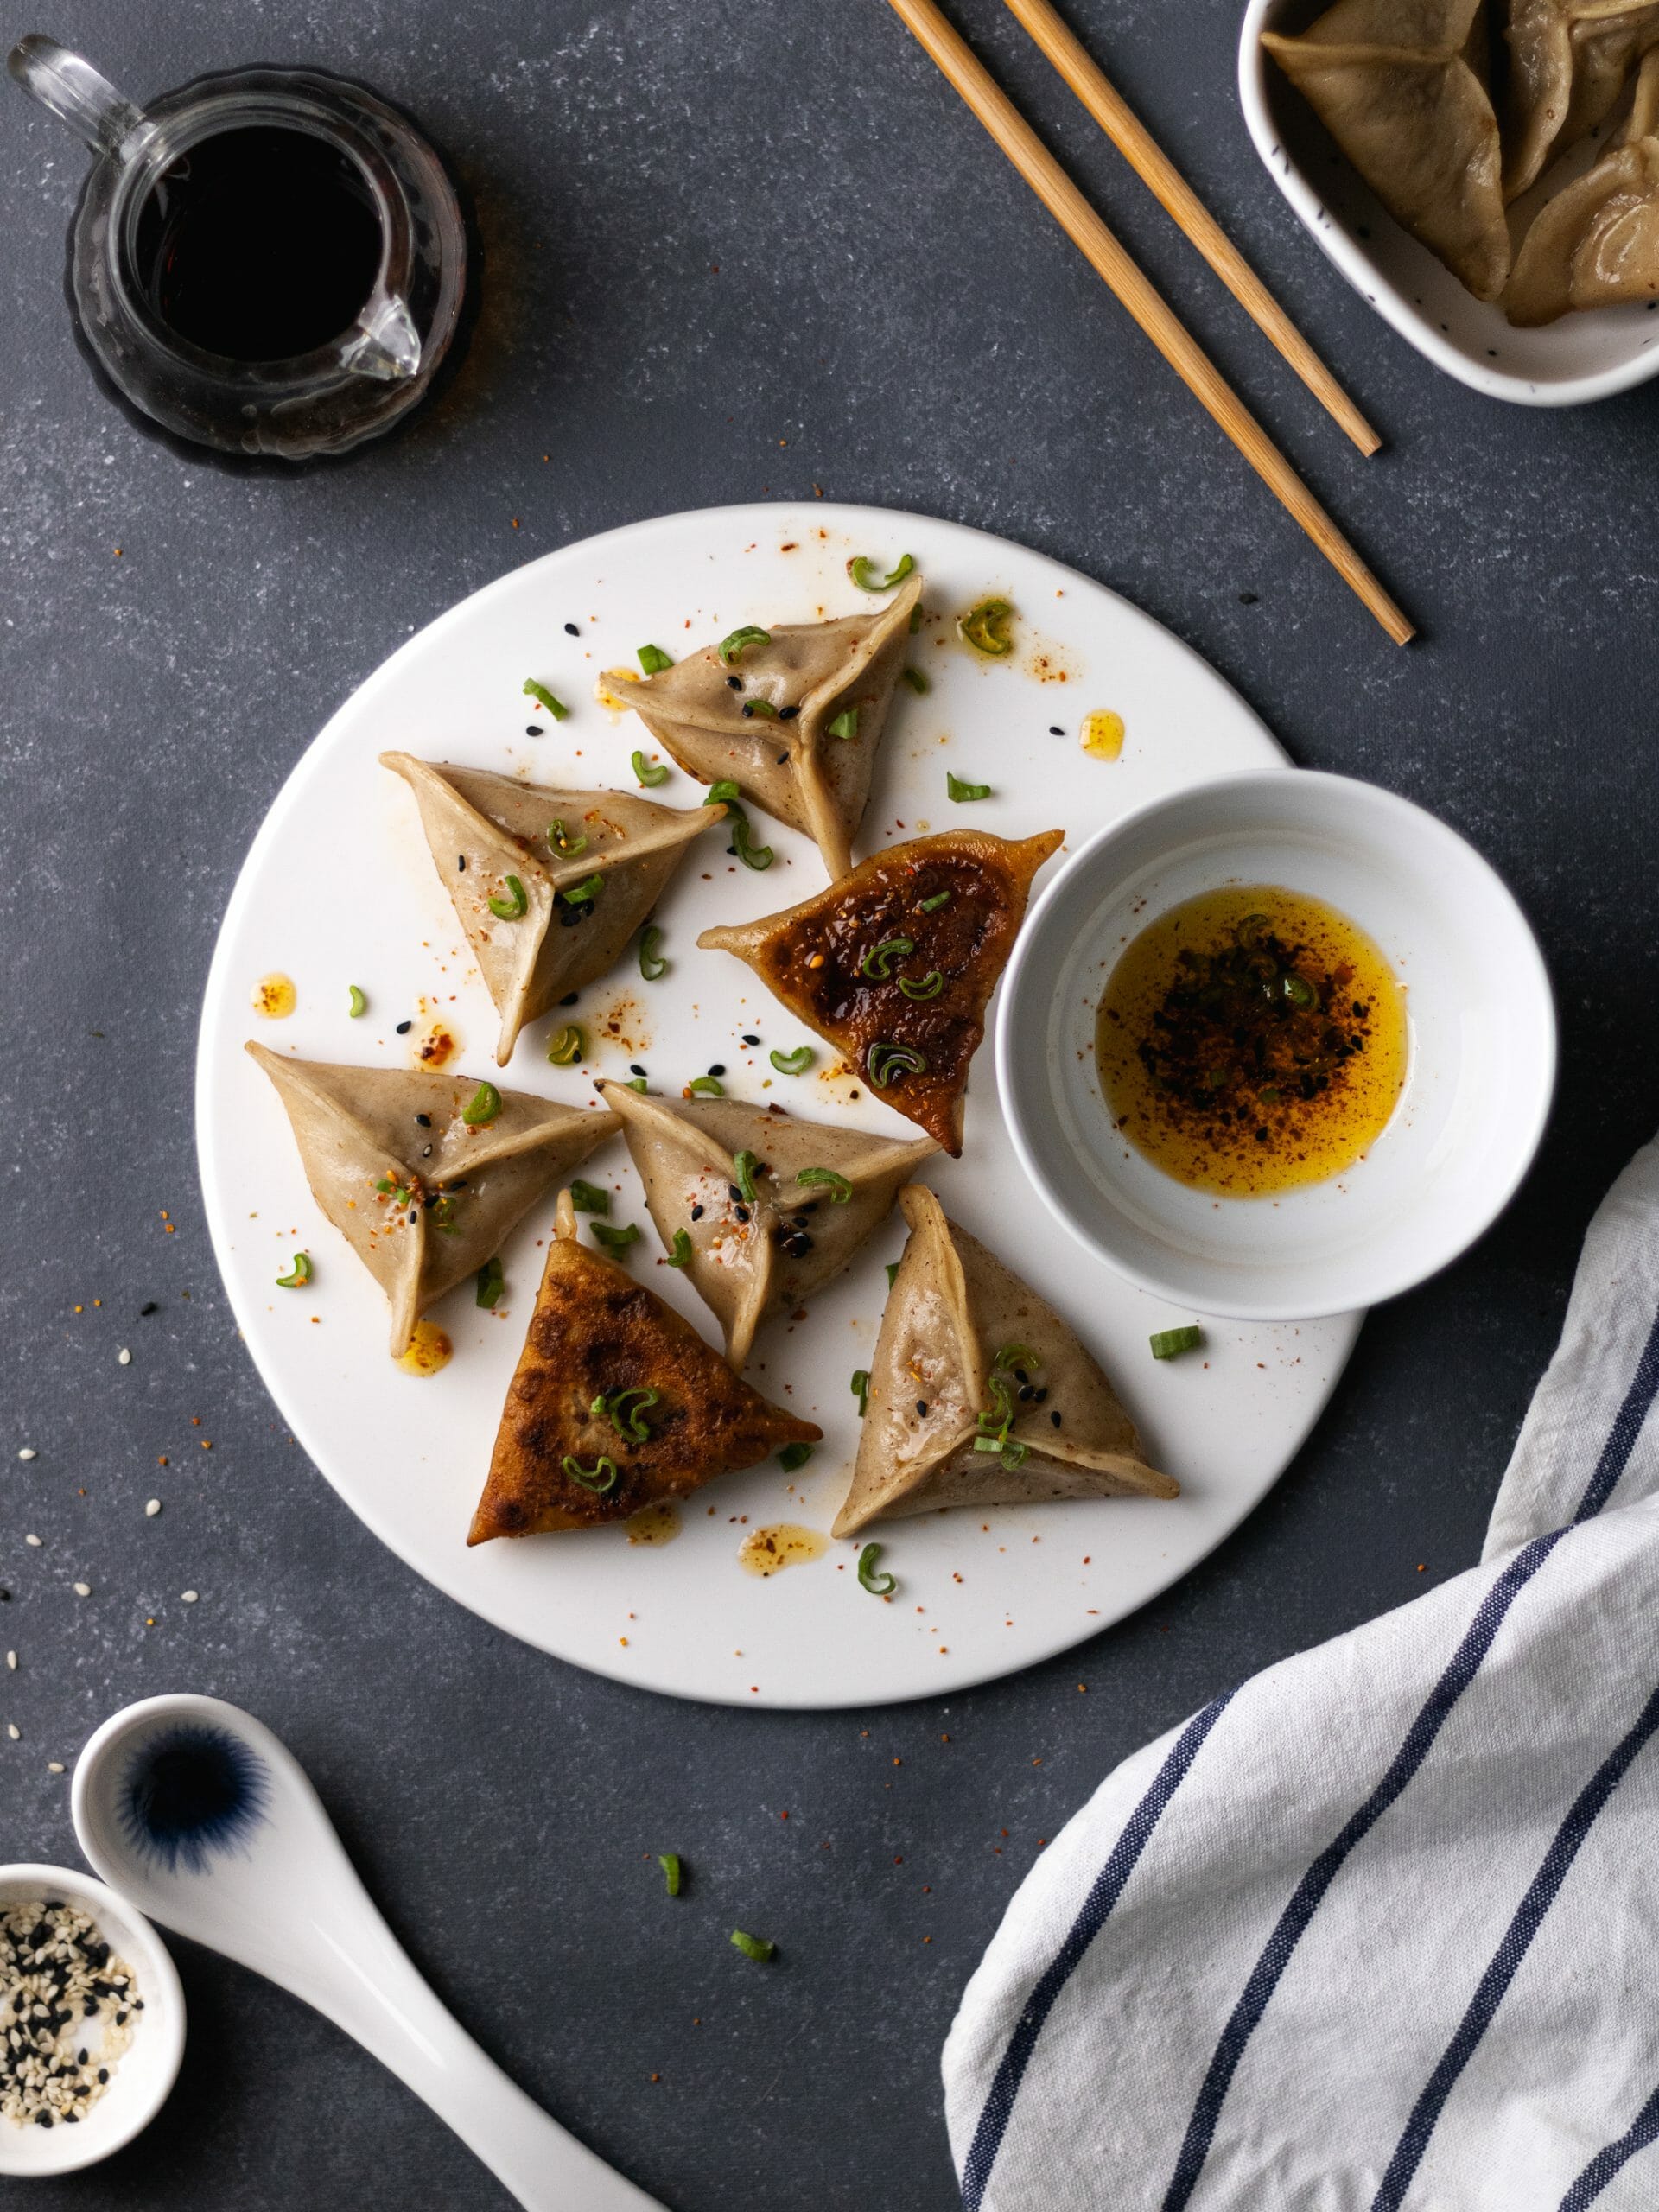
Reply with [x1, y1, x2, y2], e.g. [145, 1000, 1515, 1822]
[469, 1192, 821, 1541]
[1262, 0, 1510, 300]
[1504, 0, 1659, 201]
[620, 574, 922, 880]
[833, 1187, 1178, 1537]
[382, 753, 723, 1065]
[1508, 49, 1659, 320]
[246, 1043, 616, 1357]
[597, 1082, 937, 1369]
[697, 828, 1062, 1156]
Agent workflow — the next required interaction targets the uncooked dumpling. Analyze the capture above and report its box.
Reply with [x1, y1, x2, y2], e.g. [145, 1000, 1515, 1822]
[833, 1188, 1177, 1536]
[246, 1042, 617, 1357]
[596, 1082, 937, 1368]
[1508, 49, 1659, 318]
[469, 1192, 821, 1541]
[1504, 0, 1659, 200]
[383, 753, 723, 1065]
[697, 828, 1062, 1155]
[620, 574, 923, 880]
[1262, 0, 1510, 300]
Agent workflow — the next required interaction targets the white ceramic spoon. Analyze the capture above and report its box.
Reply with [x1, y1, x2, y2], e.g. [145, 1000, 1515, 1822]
[73, 1693, 664, 2211]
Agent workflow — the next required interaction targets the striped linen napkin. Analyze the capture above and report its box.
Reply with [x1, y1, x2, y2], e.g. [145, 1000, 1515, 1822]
[944, 1133, 1659, 2211]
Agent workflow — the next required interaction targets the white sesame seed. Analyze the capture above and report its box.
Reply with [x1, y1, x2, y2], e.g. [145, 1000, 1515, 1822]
[16, 1448, 35, 1462]
[145, 1498, 162, 1516]
[117, 1348, 131, 1366]
[73, 1583, 91, 1599]
[46, 1763, 63, 1775]
[23, 1535, 41, 1549]
[181, 1590, 199, 1604]
[4, 1654, 14, 1672]
[5, 1725, 17, 1741]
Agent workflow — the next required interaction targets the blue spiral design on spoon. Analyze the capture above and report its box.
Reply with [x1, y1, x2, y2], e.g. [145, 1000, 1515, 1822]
[119, 1722, 269, 1872]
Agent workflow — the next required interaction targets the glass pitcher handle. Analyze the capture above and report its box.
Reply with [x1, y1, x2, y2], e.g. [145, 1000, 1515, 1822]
[7, 34, 150, 154]
[340, 293, 423, 384]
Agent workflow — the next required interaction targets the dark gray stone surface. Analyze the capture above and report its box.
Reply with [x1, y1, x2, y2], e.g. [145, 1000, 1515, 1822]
[2, 0, 1655, 2203]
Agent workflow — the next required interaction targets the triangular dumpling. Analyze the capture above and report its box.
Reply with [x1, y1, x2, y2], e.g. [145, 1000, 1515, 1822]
[469, 1191, 822, 1541]
[1504, 0, 1659, 200]
[246, 1042, 617, 1357]
[382, 753, 724, 1065]
[696, 827, 1062, 1156]
[1508, 50, 1659, 319]
[1263, 0, 1510, 300]
[619, 574, 923, 880]
[833, 1187, 1177, 1537]
[595, 1081, 938, 1369]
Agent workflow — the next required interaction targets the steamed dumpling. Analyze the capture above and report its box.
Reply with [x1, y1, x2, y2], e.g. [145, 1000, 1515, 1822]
[1262, 0, 1510, 301]
[620, 574, 922, 880]
[1504, 0, 1659, 200]
[1508, 49, 1659, 320]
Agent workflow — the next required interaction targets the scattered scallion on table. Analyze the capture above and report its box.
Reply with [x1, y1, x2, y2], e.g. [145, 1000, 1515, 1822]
[858, 1542, 897, 1596]
[730, 1929, 776, 1963]
[592, 1221, 642, 1255]
[901, 666, 930, 695]
[779, 1441, 813, 1472]
[276, 1253, 311, 1288]
[957, 597, 1014, 658]
[946, 772, 991, 802]
[659, 1853, 683, 1897]
[547, 1024, 584, 1066]
[569, 1179, 609, 1215]
[688, 1075, 724, 1098]
[770, 1045, 814, 1075]
[346, 984, 367, 1018]
[1150, 1325, 1205, 1361]
[848, 553, 915, 592]
[475, 1255, 505, 1309]
[639, 926, 668, 981]
[632, 750, 670, 787]
[851, 1368, 871, 1417]
[637, 644, 673, 674]
[523, 677, 569, 721]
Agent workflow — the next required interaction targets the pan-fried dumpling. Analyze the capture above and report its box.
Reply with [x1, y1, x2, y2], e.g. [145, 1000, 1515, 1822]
[1504, 0, 1659, 201]
[382, 753, 724, 1065]
[246, 1042, 617, 1357]
[1508, 49, 1659, 318]
[619, 574, 923, 880]
[697, 828, 1062, 1156]
[596, 1081, 937, 1368]
[832, 1187, 1178, 1537]
[1262, 0, 1510, 300]
[468, 1191, 821, 1541]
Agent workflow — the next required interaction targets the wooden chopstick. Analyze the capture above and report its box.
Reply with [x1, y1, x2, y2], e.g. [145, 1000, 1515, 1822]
[1001, 0, 1380, 457]
[884, 0, 1414, 645]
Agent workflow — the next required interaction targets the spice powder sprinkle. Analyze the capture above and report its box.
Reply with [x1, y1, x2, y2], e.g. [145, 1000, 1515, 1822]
[0, 1898, 143, 2129]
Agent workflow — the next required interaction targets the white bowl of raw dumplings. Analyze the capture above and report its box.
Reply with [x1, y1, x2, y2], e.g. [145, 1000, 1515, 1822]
[1239, 0, 1659, 404]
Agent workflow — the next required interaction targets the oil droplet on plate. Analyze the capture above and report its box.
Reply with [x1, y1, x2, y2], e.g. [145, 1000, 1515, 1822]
[594, 667, 641, 716]
[409, 1013, 461, 1070]
[1081, 710, 1125, 760]
[397, 1320, 453, 1376]
[626, 1501, 681, 1547]
[251, 972, 296, 1019]
[738, 1522, 829, 1576]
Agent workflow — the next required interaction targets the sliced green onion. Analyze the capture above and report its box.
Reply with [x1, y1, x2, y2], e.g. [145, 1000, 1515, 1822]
[430, 1194, 461, 1235]
[827, 707, 861, 741]
[857, 1541, 897, 1595]
[374, 1175, 415, 1205]
[666, 1228, 694, 1268]
[547, 1024, 585, 1066]
[639, 925, 668, 981]
[562, 873, 604, 906]
[1150, 1325, 1205, 1361]
[797, 1166, 852, 1205]
[569, 1179, 610, 1215]
[770, 1045, 815, 1076]
[562, 1453, 618, 1494]
[957, 597, 1014, 658]
[993, 1343, 1040, 1373]
[869, 1043, 927, 1090]
[851, 1368, 870, 1417]
[488, 874, 529, 920]
[743, 697, 779, 720]
[849, 552, 916, 592]
[719, 625, 771, 665]
[547, 817, 588, 857]
[1282, 973, 1319, 1011]
[276, 1252, 311, 1288]
[706, 779, 742, 806]
[885, 1262, 899, 1288]
[732, 814, 773, 871]
[592, 1221, 642, 1255]
[918, 890, 951, 912]
[729, 1929, 775, 1962]
[733, 1149, 761, 1205]
[626, 1077, 649, 1094]
[779, 1441, 813, 1471]
[475, 1255, 505, 1309]
[593, 1385, 659, 1442]
[637, 644, 673, 675]
[909, 602, 923, 634]
[898, 970, 944, 1001]
[901, 667, 929, 695]
[860, 935, 914, 980]
[462, 1081, 502, 1126]
[632, 750, 670, 787]
[524, 677, 570, 721]
[688, 1074, 724, 1097]
[946, 772, 991, 802]
[346, 985, 367, 1019]
[659, 1853, 683, 1897]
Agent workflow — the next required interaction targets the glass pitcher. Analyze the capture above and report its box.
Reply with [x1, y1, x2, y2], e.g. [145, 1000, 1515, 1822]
[8, 35, 469, 461]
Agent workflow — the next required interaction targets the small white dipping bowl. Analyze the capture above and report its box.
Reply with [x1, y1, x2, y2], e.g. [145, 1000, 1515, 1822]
[995, 772, 1554, 1321]
[0, 1863, 184, 2176]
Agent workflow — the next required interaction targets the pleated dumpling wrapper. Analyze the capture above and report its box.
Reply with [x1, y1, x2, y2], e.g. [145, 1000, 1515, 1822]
[619, 573, 923, 880]
[1504, 0, 1659, 201]
[1508, 48, 1659, 320]
[382, 753, 724, 1065]
[1262, 0, 1510, 301]
[697, 827, 1063, 1156]
[245, 1042, 617, 1357]
[596, 1081, 938, 1369]
[469, 1191, 822, 1541]
[833, 1187, 1178, 1538]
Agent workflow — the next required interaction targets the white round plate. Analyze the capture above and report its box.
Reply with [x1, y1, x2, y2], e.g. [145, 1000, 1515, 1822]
[196, 502, 1360, 1708]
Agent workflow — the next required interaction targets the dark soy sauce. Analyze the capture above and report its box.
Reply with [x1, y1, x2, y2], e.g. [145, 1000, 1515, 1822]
[132, 125, 383, 360]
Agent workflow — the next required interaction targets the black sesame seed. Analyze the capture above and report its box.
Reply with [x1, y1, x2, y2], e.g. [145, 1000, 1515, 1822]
[916, 1400, 929, 1417]
[396, 1020, 412, 1035]
[690, 1204, 704, 1221]
[778, 705, 799, 721]
[1050, 1410, 1062, 1427]
[138, 1300, 157, 1316]
[728, 1184, 743, 1204]
[457, 855, 467, 871]
[1034, 1388, 1048, 1403]
[629, 1063, 646, 1077]
[1239, 590, 1259, 605]
[561, 992, 580, 1007]
[734, 1205, 751, 1224]
[525, 723, 544, 736]
[415, 1113, 431, 1127]
[709, 1064, 726, 1077]
[741, 703, 756, 718]
[727, 675, 742, 690]
[1049, 725, 1065, 736]
[741, 1033, 760, 1046]
[776, 751, 790, 765]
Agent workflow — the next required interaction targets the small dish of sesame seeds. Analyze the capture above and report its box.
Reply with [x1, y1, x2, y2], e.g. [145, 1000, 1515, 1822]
[0, 1866, 183, 2176]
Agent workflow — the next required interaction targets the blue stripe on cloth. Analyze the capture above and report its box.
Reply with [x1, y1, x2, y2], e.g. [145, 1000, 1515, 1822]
[1160, 1529, 1567, 2212]
[958, 1694, 1235, 2212]
[1372, 1679, 1659, 2210]
[1558, 2082, 1659, 2210]
[1571, 1305, 1659, 1523]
